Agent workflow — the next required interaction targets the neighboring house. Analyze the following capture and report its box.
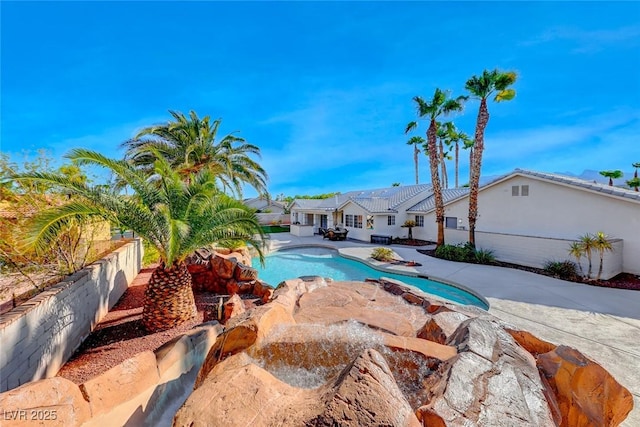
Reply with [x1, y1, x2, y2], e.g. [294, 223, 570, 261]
[415, 169, 640, 278]
[243, 197, 288, 214]
[243, 197, 290, 226]
[289, 185, 432, 239]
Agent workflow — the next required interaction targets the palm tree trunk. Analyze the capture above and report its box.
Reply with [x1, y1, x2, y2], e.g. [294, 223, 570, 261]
[414, 145, 419, 185]
[596, 252, 604, 281]
[468, 99, 489, 248]
[428, 122, 445, 247]
[455, 142, 459, 188]
[143, 261, 198, 332]
[439, 139, 448, 189]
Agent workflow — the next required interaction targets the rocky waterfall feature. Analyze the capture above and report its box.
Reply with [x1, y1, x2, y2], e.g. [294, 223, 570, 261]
[173, 276, 633, 426]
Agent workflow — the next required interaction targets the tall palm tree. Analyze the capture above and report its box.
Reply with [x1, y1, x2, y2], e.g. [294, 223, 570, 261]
[633, 162, 640, 178]
[406, 89, 466, 246]
[465, 69, 517, 247]
[122, 110, 268, 198]
[599, 170, 623, 186]
[436, 122, 451, 189]
[456, 131, 472, 189]
[406, 136, 424, 185]
[13, 149, 266, 332]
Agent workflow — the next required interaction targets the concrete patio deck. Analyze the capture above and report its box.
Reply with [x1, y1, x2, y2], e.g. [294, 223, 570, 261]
[264, 232, 640, 426]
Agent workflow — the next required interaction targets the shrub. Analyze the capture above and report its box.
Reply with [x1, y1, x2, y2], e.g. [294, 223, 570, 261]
[543, 260, 578, 281]
[474, 248, 496, 264]
[435, 243, 495, 265]
[371, 247, 394, 262]
[435, 243, 474, 262]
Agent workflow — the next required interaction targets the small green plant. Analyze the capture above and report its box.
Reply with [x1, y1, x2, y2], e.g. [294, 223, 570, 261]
[474, 248, 496, 264]
[543, 260, 578, 281]
[435, 242, 495, 265]
[371, 247, 394, 262]
[142, 239, 160, 267]
[568, 231, 614, 280]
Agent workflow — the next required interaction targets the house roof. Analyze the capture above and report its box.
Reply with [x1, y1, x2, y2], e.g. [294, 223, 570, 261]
[243, 197, 286, 210]
[291, 184, 433, 214]
[487, 169, 640, 202]
[407, 188, 470, 212]
[341, 184, 433, 213]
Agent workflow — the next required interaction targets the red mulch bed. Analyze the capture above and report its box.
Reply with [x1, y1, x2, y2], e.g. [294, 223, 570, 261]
[57, 267, 218, 384]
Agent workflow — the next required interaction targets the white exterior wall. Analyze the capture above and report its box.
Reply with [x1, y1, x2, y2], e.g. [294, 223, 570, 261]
[444, 228, 623, 279]
[342, 205, 369, 241]
[432, 176, 640, 275]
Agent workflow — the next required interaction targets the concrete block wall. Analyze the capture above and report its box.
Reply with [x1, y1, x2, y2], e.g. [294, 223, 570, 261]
[0, 239, 143, 392]
[445, 229, 623, 280]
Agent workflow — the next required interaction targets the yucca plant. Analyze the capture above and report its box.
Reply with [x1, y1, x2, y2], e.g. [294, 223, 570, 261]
[593, 231, 613, 281]
[12, 149, 266, 332]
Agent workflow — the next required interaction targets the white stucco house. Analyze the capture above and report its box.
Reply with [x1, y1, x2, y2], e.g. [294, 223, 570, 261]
[289, 169, 639, 278]
[289, 185, 433, 239]
[413, 169, 640, 278]
[243, 197, 290, 225]
[243, 197, 288, 214]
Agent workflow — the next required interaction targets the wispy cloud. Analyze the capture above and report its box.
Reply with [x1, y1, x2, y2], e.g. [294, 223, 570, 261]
[482, 108, 640, 175]
[521, 25, 640, 53]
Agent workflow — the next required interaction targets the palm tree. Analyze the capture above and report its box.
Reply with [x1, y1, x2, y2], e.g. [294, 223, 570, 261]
[122, 110, 268, 198]
[13, 149, 266, 332]
[465, 69, 517, 247]
[599, 170, 623, 186]
[436, 122, 454, 189]
[568, 241, 585, 278]
[406, 136, 424, 185]
[633, 162, 640, 178]
[579, 233, 596, 280]
[627, 177, 640, 192]
[439, 122, 471, 189]
[593, 231, 613, 281]
[406, 89, 466, 246]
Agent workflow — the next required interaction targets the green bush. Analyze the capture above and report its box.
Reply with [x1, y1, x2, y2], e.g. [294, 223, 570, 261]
[142, 239, 160, 267]
[474, 248, 496, 264]
[543, 260, 578, 281]
[435, 242, 495, 265]
[371, 247, 395, 261]
[435, 243, 474, 262]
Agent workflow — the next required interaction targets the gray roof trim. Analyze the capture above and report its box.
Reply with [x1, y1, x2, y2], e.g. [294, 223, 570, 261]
[407, 188, 470, 213]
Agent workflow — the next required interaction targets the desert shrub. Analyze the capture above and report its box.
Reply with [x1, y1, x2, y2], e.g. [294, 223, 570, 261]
[142, 239, 160, 267]
[474, 248, 496, 264]
[371, 247, 394, 261]
[435, 243, 495, 265]
[543, 260, 578, 281]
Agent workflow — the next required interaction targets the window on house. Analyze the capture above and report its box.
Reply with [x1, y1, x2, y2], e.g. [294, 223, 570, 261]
[354, 215, 363, 228]
[521, 185, 529, 196]
[387, 215, 395, 226]
[512, 185, 519, 196]
[345, 214, 354, 227]
[445, 217, 457, 229]
[415, 215, 424, 227]
[366, 215, 373, 229]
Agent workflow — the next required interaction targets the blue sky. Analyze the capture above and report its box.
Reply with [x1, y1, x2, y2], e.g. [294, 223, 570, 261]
[2, 1, 639, 198]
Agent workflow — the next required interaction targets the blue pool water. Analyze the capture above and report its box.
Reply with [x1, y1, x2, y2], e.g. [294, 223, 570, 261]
[252, 247, 488, 309]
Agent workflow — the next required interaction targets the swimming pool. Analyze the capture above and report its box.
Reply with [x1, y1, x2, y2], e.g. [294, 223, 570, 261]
[252, 247, 488, 309]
